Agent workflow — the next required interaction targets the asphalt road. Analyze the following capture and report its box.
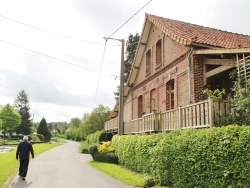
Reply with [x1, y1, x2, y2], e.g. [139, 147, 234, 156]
[9, 140, 131, 188]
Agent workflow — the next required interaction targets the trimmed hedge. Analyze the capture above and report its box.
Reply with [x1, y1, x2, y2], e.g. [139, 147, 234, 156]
[89, 145, 118, 164]
[112, 125, 250, 187]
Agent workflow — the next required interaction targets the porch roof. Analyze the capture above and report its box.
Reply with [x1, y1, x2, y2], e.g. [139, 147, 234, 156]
[193, 47, 250, 55]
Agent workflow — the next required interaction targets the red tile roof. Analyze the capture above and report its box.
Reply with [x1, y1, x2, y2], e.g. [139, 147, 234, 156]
[147, 14, 250, 48]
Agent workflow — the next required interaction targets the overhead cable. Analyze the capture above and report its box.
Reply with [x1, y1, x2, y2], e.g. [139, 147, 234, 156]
[0, 39, 99, 72]
[0, 14, 115, 46]
[108, 0, 153, 38]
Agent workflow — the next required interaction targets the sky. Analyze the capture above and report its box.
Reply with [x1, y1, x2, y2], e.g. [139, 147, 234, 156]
[0, 0, 249, 123]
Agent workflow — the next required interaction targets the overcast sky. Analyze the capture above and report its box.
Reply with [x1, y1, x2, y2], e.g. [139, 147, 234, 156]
[0, 0, 249, 123]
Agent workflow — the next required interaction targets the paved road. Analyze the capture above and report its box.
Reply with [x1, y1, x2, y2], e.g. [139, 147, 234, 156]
[9, 141, 131, 188]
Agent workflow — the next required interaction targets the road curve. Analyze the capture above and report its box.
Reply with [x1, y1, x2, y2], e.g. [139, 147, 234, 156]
[9, 140, 131, 188]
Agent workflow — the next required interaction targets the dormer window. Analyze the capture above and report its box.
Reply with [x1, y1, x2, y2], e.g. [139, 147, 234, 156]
[156, 39, 162, 68]
[146, 50, 151, 75]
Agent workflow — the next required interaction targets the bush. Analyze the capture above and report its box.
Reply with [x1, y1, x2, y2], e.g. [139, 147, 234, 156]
[89, 145, 99, 157]
[89, 144, 118, 164]
[94, 152, 118, 164]
[30, 134, 40, 141]
[113, 126, 250, 187]
[36, 134, 44, 141]
[81, 148, 89, 154]
[98, 141, 115, 153]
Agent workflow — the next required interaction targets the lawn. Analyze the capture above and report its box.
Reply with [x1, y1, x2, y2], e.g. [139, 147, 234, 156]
[0, 142, 63, 188]
[89, 161, 147, 187]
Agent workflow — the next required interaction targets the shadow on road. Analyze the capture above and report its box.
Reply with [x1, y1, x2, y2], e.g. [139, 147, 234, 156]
[10, 177, 33, 188]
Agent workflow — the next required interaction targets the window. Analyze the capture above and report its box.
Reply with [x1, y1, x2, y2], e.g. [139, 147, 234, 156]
[156, 40, 162, 67]
[166, 80, 175, 110]
[150, 88, 157, 113]
[138, 95, 143, 118]
[146, 50, 151, 75]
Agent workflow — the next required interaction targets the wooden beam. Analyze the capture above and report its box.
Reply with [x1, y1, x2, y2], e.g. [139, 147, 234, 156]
[204, 58, 236, 66]
[205, 65, 234, 78]
[194, 48, 250, 55]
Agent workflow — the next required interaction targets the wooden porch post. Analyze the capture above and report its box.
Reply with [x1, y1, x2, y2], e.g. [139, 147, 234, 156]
[208, 98, 214, 128]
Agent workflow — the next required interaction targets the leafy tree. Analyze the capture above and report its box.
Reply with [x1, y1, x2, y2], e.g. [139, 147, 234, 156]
[69, 117, 81, 128]
[13, 90, 32, 135]
[37, 117, 51, 141]
[0, 104, 21, 138]
[114, 32, 140, 97]
[124, 32, 140, 83]
[81, 105, 111, 138]
[227, 80, 250, 125]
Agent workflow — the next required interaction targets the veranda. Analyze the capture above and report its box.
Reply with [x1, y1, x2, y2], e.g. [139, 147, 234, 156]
[104, 98, 231, 134]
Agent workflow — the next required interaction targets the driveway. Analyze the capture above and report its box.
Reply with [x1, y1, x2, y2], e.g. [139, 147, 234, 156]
[9, 140, 131, 188]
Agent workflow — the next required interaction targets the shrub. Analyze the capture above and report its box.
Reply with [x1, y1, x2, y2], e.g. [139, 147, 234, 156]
[30, 134, 40, 141]
[81, 148, 89, 154]
[94, 152, 118, 164]
[89, 145, 99, 158]
[98, 141, 115, 153]
[36, 134, 44, 141]
[113, 126, 250, 187]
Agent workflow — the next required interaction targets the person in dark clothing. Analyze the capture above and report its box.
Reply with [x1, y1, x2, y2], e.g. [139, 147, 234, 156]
[16, 136, 34, 181]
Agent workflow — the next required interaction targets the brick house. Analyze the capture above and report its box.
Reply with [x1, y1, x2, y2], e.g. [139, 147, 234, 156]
[105, 14, 250, 134]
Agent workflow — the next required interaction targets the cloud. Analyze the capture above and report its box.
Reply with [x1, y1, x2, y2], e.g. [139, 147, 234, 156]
[0, 0, 249, 123]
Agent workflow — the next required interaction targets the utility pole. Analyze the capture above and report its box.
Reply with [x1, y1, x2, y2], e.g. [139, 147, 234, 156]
[104, 37, 125, 135]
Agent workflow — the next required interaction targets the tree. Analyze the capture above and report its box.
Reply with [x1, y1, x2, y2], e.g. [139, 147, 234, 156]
[37, 117, 51, 141]
[13, 90, 32, 135]
[114, 32, 140, 98]
[69, 117, 81, 129]
[124, 32, 140, 83]
[81, 105, 111, 138]
[227, 80, 250, 125]
[0, 104, 21, 138]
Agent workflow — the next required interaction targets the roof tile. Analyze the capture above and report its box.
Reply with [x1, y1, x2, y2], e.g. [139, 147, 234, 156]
[147, 14, 250, 48]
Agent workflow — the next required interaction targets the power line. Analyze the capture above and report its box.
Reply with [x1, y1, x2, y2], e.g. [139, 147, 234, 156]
[93, 1, 152, 106]
[92, 39, 108, 108]
[0, 39, 99, 72]
[108, 0, 153, 38]
[0, 14, 117, 46]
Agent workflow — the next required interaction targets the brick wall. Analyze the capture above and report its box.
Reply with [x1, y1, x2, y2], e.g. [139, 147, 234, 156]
[123, 24, 192, 121]
[191, 55, 204, 102]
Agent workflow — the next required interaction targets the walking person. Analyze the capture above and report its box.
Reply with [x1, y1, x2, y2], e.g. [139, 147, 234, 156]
[16, 136, 34, 181]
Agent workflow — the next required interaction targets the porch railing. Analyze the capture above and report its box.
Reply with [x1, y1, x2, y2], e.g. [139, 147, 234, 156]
[104, 98, 231, 134]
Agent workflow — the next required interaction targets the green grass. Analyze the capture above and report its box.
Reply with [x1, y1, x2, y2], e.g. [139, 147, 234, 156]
[89, 161, 146, 187]
[0, 142, 63, 188]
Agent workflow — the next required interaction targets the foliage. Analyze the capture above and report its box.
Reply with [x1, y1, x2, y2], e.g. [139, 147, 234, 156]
[89, 161, 146, 187]
[13, 90, 32, 135]
[114, 33, 140, 98]
[226, 78, 250, 125]
[0, 104, 21, 136]
[89, 144, 118, 164]
[37, 117, 51, 141]
[113, 126, 250, 187]
[86, 130, 112, 145]
[124, 32, 140, 83]
[30, 134, 40, 141]
[80, 131, 112, 154]
[65, 105, 110, 141]
[80, 105, 111, 138]
[36, 134, 44, 141]
[98, 141, 115, 154]
[69, 117, 81, 128]
[202, 88, 226, 100]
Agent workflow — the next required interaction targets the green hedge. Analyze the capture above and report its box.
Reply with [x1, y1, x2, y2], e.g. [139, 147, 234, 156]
[86, 130, 112, 145]
[112, 125, 250, 187]
[89, 145, 118, 164]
